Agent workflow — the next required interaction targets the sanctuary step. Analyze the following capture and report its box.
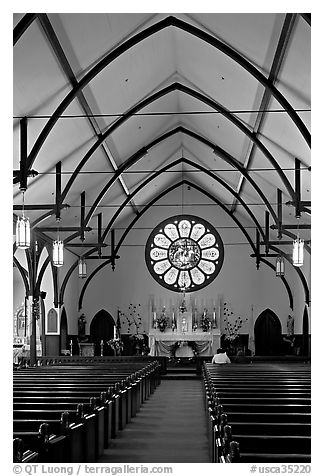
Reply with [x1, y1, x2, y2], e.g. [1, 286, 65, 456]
[162, 362, 200, 380]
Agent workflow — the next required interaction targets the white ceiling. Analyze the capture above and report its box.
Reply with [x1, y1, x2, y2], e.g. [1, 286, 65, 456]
[13, 13, 311, 256]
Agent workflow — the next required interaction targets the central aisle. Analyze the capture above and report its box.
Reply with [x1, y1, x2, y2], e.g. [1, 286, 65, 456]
[99, 379, 209, 463]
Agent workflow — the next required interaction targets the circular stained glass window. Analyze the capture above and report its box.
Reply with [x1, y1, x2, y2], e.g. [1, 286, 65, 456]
[145, 215, 224, 292]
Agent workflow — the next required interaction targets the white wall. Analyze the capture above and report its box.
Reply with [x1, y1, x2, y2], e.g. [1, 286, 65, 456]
[78, 187, 310, 337]
[13, 188, 311, 340]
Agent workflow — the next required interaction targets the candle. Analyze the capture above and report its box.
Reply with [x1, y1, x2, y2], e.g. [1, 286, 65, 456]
[113, 326, 117, 339]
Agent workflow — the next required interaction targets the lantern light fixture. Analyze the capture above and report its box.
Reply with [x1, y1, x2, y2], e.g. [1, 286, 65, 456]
[78, 256, 87, 278]
[292, 237, 304, 267]
[292, 218, 304, 267]
[275, 255, 285, 276]
[16, 191, 30, 249]
[53, 220, 64, 267]
[53, 239, 64, 267]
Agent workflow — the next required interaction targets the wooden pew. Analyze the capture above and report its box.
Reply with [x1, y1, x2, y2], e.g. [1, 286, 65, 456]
[203, 362, 311, 463]
[13, 360, 160, 462]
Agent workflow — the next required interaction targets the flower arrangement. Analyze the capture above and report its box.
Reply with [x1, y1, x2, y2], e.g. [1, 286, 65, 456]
[223, 302, 248, 342]
[120, 304, 142, 334]
[157, 307, 168, 332]
[201, 309, 211, 332]
[107, 338, 124, 355]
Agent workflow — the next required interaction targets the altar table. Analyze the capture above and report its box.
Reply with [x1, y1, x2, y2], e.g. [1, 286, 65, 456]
[149, 330, 220, 357]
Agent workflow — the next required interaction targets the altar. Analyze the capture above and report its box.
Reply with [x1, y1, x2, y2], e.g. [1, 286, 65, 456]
[149, 330, 220, 357]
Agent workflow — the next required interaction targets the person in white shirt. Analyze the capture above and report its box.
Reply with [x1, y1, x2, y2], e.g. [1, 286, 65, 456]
[212, 348, 231, 364]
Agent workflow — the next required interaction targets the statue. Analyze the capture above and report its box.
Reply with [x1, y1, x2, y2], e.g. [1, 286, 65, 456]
[287, 314, 294, 337]
[78, 313, 86, 338]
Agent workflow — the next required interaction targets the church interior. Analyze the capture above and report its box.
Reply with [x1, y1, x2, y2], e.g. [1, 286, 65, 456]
[12, 12, 311, 465]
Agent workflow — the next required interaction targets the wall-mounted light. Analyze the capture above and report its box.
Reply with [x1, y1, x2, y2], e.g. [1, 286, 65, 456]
[275, 255, 285, 276]
[16, 192, 30, 249]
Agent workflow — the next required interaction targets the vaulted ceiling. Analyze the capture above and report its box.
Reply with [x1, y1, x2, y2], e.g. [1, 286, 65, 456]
[13, 13, 311, 263]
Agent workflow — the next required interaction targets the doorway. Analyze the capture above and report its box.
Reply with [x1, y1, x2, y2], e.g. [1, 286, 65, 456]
[90, 309, 115, 355]
[254, 309, 282, 355]
[302, 306, 309, 356]
[60, 307, 68, 353]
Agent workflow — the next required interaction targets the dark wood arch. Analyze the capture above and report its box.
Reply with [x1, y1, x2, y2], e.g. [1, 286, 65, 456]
[13, 257, 29, 295]
[60, 82, 294, 204]
[60, 307, 68, 353]
[254, 309, 282, 355]
[15, 15, 309, 181]
[89, 310, 115, 356]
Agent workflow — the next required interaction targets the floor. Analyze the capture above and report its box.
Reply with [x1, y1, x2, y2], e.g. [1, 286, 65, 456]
[98, 377, 209, 463]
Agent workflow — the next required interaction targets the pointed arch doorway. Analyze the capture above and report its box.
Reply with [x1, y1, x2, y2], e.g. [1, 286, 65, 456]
[302, 306, 310, 356]
[90, 310, 115, 355]
[60, 307, 68, 353]
[254, 309, 282, 356]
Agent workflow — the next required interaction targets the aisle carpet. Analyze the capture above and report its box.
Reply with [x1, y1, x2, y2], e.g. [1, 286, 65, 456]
[98, 380, 209, 463]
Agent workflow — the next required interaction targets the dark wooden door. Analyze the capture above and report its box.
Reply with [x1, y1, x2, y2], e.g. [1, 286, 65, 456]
[60, 307, 68, 353]
[90, 310, 115, 355]
[302, 306, 309, 356]
[254, 309, 282, 355]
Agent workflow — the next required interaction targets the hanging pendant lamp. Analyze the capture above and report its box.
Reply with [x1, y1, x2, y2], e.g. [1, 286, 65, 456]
[53, 239, 64, 267]
[78, 256, 87, 278]
[16, 192, 30, 249]
[53, 220, 64, 267]
[275, 256, 285, 276]
[292, 238, 304, 267]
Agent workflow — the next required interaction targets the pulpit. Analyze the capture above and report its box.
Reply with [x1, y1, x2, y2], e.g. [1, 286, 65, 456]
[78, 342, 95, 356]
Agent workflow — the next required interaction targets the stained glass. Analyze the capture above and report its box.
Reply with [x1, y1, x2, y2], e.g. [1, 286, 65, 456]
[198, 260, 215, 274]
[178, 220, 191, 237]
[202, 247, 219, 261]
[178, 270, 191, 289]
[154, 233, 171, 248]
[145, 215, 224, 292]
[199, 233, 216, 249]
[190, 223, 205, 241]
[150, 248, 168, 261]
[164, 224, 179, 241]
[164, 267, 179, 284]
[190, 267, 205, 285]
[154, 260, 171, 275]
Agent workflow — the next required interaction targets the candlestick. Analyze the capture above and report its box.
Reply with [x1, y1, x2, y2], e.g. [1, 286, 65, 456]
[69, 339, 73, 356]
[100, 340, 104, 357]
[153, 311, 157, 329]
[213, 309, 217, 329]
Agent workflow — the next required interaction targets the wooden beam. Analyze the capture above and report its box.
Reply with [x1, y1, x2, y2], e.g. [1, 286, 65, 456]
[80, 191, 86, 241]
[261, 240, 311, 246]
[250, 253, 279, 258]
[55, 161, 62, 220]
[35, 226, 92, 232]
[14, 204, 70, 211]
[19, 117, 28, 191]
[277, 189, 282, 239]
[295, 158, 301, 218]
[270, 224, 310, 230]
[111, 229, 116, 270]
[65, 243, 108, 248]
[265, 211, 270, 255]
[256, 229, 260, 270]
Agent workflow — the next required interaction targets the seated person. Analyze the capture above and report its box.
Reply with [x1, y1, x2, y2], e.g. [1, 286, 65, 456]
[212, 348, 231, 364]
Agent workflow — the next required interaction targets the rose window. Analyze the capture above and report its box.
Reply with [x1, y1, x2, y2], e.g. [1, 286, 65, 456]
[145, 215, 224, 292]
